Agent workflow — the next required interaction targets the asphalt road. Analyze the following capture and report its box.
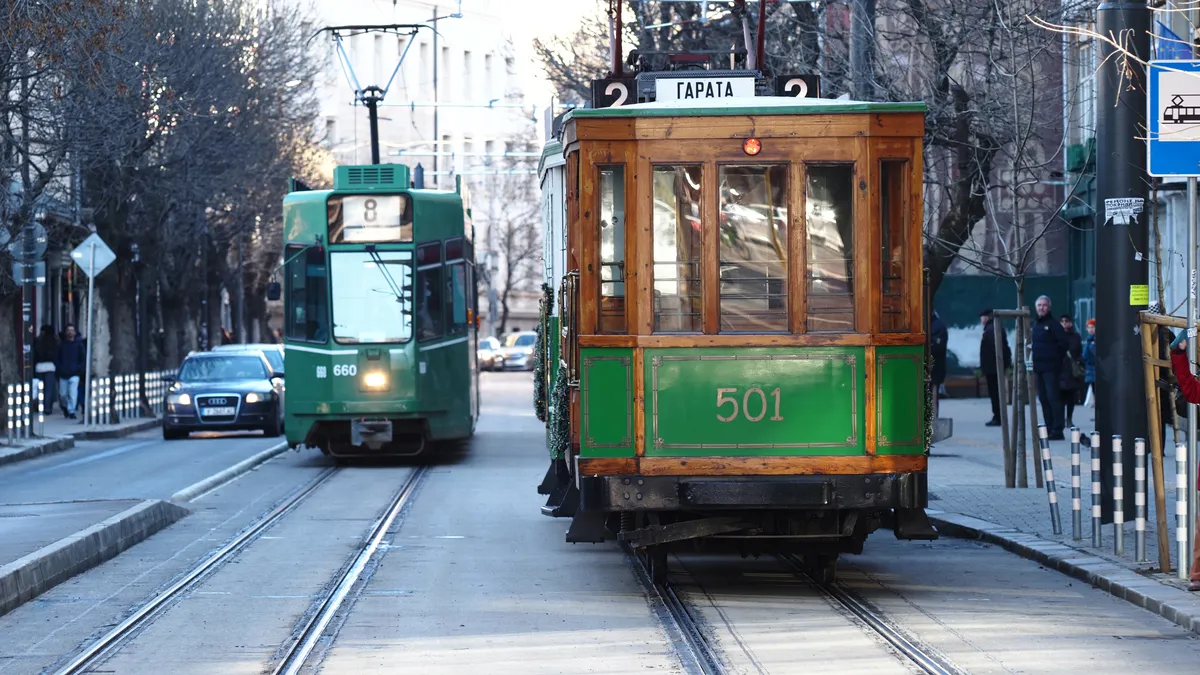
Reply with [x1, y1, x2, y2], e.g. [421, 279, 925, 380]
[2, 372, 1200, 674]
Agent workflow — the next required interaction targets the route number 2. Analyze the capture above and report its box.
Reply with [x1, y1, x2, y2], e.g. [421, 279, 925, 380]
[333, 364, 357, 377]
[716, 387, 784, 423]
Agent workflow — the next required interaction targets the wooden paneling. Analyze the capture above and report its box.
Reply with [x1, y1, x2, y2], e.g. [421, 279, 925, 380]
[702, 161, 719, 334]
[633, 348, 646, 457]
[635, 151, 654, 335]
[908, 139, 924, 335]
[622, 141, 638, 334]
[577, 457, 638, 475]
[789, 162, 807, 334]
[853, 137, 874, 335]
[633, 115, 874, 141]
[578, 333, 927, 348]
[637, 454, 927, 476]
[865, 346, 877, 455]
[636, 138, 854, 163]
[576, 118, 636, 141]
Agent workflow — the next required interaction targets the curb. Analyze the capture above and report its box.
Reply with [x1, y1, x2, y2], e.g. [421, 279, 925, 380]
[0, 436, 76, 467]
[0, 499, 190, 618]
[171, 441, 289, 502]
[929, 512, 1200, 635]
[71, 418, 161, 440]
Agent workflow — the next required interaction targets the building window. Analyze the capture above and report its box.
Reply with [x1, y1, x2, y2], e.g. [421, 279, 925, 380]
[284, 244, 329, 342]
[417, 243, 444, 341]
[805, 164, 856, 332]
[880, 160, 908, 332]
[717, 164, 788, 333]
[652, 165, 703, 333]
[463, 50, 472, 100]
[598, 165, 626, 332]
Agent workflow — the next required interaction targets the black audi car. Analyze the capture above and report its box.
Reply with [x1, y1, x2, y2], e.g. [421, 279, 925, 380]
[163, 350, 285, 440]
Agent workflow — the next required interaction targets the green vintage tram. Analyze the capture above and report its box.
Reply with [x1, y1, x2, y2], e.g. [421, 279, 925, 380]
[274, 164, 479, 459]
[535, 68, 939, 582]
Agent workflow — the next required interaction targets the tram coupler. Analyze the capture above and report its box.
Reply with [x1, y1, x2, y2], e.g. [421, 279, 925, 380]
[892, 507, 939, 540]
[538, 458, 570, 495]
[350, 418, 392, 450]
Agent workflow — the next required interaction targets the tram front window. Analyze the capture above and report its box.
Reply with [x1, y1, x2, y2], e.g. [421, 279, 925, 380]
[598, 165, 626, 333]
[330, 250, 414, 344]
[805, 164, 856, 332]
[718, 165, 788, 333]
[652, 165, 703, 333]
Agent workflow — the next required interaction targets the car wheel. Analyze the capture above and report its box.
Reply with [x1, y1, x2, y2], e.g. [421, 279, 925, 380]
[163, 426, 187, 440]
[262, 410, 283, 437]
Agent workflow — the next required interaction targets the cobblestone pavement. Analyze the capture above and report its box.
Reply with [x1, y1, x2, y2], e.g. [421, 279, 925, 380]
[929, 395, 1190, 587]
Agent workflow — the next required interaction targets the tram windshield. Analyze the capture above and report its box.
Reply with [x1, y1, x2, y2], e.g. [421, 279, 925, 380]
[330, 250, 414, 343]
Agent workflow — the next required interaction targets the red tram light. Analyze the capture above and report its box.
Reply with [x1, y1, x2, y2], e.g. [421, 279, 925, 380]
[743, 137, 762, 155]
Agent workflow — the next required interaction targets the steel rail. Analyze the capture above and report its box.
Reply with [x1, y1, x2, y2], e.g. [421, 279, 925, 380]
[780, 554, 964, 675]
[270, 465, 429, 675]
[53, 466, 341, 675]
[622, 544, 726, 675]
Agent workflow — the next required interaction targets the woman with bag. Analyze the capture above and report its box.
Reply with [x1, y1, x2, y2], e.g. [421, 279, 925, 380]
[1059, 315, 1085, 427]
[1168, 332, 1200, 590]
[1082, 319, 1096, 407]
[33, 325, 58, 415]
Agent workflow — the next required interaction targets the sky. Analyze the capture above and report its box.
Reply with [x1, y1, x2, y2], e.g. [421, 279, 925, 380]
[499, 0, 602, 102]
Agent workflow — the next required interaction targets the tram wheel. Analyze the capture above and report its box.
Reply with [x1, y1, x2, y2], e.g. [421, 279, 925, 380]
[805, 553, 837, 585]
[646, 547, 669, 585]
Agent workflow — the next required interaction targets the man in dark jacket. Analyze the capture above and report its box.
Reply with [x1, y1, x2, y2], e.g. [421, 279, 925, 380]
[979, 309, 1011, 426]
[1031, 295, 1072, 439]
[54, 324, 86, 419]
[929, 311, 948, 417]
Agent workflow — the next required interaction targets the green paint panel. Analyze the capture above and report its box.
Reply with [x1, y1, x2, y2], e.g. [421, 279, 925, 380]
[876, 346, 925, 455]
[645, 347, 864, 457]
[580, 348, 634, 458]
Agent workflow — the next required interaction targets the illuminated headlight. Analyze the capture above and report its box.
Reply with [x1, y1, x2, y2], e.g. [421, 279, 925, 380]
[363, 371, 388, 389]
[169, 393, 192, 406]
[245, 392, 261, 404]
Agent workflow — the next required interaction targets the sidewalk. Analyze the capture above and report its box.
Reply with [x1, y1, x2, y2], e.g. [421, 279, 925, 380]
[0, 410, 161, 467]
[929, 395, 1200, 634]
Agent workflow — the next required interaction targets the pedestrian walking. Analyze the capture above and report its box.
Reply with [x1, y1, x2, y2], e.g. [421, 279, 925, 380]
[1031, 295, 1072, 440]
[54, 324, 86, 419]
[1059, 314, 1085, 427]
[979, 309, 1011, 427]
[1167, 331, 1200, 590]
[930, 310, 948, 418]
[33, 325, 57, 416]
[1083, 318, 1096, 407]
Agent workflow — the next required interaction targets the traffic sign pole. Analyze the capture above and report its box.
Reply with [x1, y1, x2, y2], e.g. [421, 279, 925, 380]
[1189, 175, 1197, 577]
[84, 243, 95, 429]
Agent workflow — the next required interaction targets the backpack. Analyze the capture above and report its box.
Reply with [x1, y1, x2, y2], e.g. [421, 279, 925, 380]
[1066, 353, 1086, 382]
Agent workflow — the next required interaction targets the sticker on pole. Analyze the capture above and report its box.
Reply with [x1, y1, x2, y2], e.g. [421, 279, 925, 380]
[1148, 60, 1200, 176]
[70, 233, 116, 278]
[1130, 284, 1150, 305]
[1105, 197, 1144, 225]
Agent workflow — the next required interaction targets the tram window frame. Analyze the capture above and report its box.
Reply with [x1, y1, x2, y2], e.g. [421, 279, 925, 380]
[650, 164, 704, 334]
[880, 160, 909, 333]
[803, 163, 857, 333]
[445, 237, 468, 335]
[284, 243, 330, 343]
[416, 242, 445, 342]
[715, 163, 789, 334]
[597, 164, 627, 334]
[326, 193, 414, 244]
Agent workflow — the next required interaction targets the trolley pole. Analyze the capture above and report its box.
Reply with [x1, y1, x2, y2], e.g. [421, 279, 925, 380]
[1094, 0, 1151, 523]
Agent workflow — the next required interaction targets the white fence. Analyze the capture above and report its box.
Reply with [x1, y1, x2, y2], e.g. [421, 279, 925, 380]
[4, 368, 175, 443]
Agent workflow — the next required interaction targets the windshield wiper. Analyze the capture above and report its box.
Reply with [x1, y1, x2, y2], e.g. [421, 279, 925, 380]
[365, 245, 407, 303]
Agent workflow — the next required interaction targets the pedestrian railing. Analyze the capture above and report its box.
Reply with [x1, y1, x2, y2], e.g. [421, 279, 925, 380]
[4, 368, 176, 443]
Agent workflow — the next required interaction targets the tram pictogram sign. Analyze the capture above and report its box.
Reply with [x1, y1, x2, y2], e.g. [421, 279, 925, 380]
[1148, 60, 1200, 176]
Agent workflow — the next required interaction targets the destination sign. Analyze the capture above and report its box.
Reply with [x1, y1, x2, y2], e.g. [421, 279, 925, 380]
[333, 195, 412, 243]
[655, 76, 756, 102]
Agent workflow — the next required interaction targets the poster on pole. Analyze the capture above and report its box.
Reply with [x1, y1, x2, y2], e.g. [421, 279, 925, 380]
[1147, 60, 1200, 177]
[70, 233, 116, 278]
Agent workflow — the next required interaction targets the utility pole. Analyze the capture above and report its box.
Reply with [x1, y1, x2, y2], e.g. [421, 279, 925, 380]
[850, 0, 877, 100]
[1094, 0, 1150, 521]
[432, 6, 439, 188]
[236, 230, 246, 343]
[19, 73, 36, 387]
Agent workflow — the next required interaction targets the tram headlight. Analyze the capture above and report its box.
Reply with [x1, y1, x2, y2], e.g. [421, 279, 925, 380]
[363, 371, 388, 389]
[742, 137, 761, 155]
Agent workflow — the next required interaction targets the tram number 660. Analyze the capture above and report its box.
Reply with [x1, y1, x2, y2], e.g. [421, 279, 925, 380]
[716, 387, 784, 423]
[333, 364, 357, 377]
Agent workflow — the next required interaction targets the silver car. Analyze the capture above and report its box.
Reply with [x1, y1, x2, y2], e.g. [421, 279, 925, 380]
[500, 331, 537, 371]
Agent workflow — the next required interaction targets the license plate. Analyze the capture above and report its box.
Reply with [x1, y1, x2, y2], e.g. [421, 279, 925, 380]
[202, 406, 236, 416]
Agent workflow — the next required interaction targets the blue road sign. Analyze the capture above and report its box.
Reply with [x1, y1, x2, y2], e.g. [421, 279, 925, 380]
[1148, 60, 1200, 177]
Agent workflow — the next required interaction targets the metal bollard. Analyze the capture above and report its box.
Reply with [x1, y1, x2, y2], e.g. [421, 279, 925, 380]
[1178, 442, 1190, 581]
[1135, 438, 1147, 562]
[1092, 432, 1103, 547]
[1038, 425, 1063, 535]
[1071, 428, 1082, 540]
[5, 384, 13, 443]
[22, 382, 31, 440]
[103, 377, 111, 425]
[36, 380, 44, 436]
[1114, 435, 1125, 556]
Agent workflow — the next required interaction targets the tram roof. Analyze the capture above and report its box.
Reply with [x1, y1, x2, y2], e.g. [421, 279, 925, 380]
[563, 96, 927, 121]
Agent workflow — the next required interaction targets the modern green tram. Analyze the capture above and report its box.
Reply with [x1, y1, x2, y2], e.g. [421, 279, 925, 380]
[273, 164, 479, 459]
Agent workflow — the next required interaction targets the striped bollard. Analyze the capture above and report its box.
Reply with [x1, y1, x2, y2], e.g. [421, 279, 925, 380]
[36, 380, 44, 436]
[1114, 435, 1125, 556]
[1092, 432, 1102, 547]
[1038, 425, 1063, 534]
[103, 377, 111, 424]
[1071, 428, 1082, 540]
[22, 383, 30, 439]
[1134, 438, 1147, 562]
[5, 385, 14, 443]
[1178, 443, 1189, 581]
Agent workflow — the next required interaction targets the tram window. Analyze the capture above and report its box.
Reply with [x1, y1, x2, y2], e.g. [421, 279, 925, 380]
[881, 160, 908, 333]
[718, 165, 788, 333]
[284, 244, 330, 343]
[330, 250, 413, 344]
[327, 194, 413, 243]
[445, 261, 467, 334]
[446, 237, 465, 261]
[805, 164, 856, 332]
[598, 165, 626, 333]
[417, 242, 444, 341]
[652, 165, 703, 333]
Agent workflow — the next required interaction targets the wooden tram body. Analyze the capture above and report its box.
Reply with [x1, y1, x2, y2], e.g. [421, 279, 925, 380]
[536, 92, 938, 581]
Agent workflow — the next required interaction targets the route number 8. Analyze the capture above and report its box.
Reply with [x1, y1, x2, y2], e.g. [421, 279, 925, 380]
[716, 387, 784, 423]
[363, 198, 377, 222]
[333, 364, 357, 377]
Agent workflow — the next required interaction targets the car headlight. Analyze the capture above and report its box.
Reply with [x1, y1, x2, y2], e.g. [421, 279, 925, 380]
[169, 393, 192, 406]
[245, 392, 261, 404]
[363, 371, 388, 389]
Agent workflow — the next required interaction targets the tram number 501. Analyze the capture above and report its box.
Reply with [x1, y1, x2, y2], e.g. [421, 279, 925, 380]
[716, 387, 784, 423]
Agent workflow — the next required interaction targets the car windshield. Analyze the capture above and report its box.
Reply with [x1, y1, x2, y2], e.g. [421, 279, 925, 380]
[480, 337, 498, 350]
[505, 334, 535, 348]
[179, 356, 268, 382]
[215, 346, 283, 372]
[331, 250, 413, 344]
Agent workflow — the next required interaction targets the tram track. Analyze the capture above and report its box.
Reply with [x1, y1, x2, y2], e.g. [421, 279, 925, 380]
[51, 465, 342, 675]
